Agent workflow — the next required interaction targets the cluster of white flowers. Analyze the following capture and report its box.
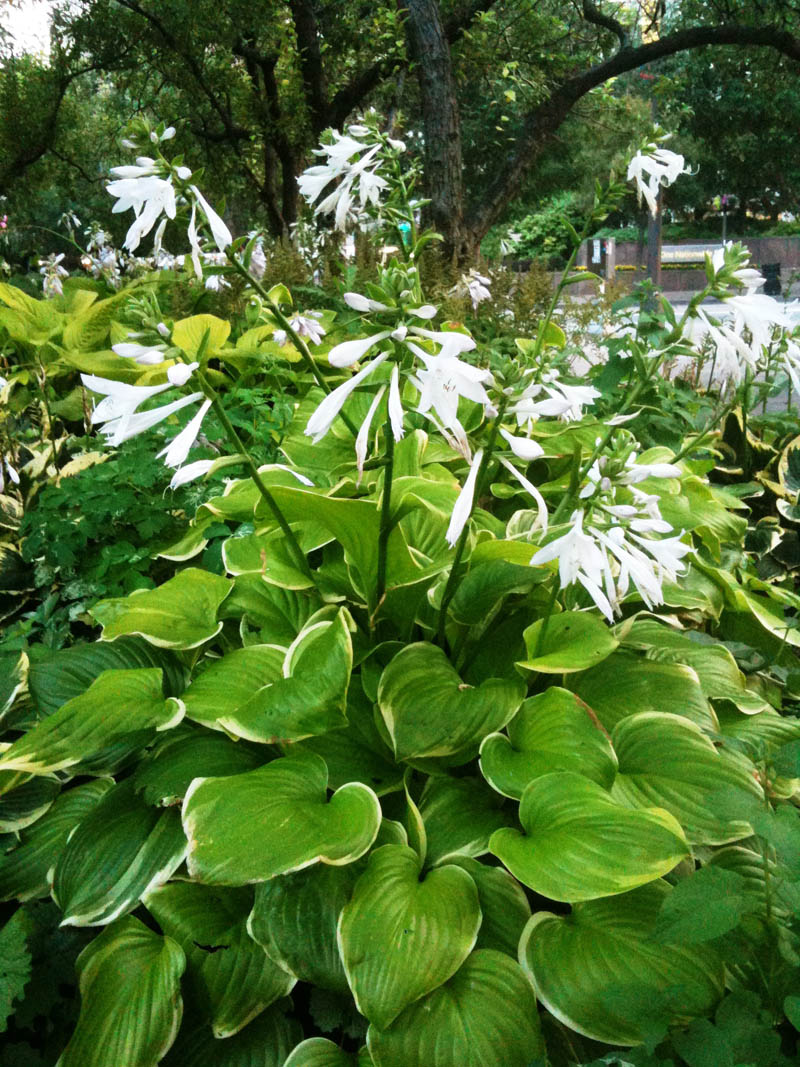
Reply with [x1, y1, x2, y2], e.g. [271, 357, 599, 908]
[105, 130, 232, 279]
[450, 269, 492, 311]
[297, 121, 402, 230]
[531, 452, 691, 620]
[627, 140, 691, 216]
[80, 366, 213, 489]
[38, 253, 69, 298]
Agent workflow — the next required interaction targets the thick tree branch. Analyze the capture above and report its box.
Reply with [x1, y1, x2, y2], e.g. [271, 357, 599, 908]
[580, 0, 627, 50]
[467, 21, 800, 243]
[288, 0, 328, 135]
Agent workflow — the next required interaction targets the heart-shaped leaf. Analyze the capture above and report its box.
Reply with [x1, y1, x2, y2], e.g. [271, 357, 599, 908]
[172, 313, 231, 357]
[447, 856, 530, 956]
[338, 844, 481, 1028]
[53, 779, 188, 926]
[378, 644, 525, 760]
[0, 780, 112, 901]
[133, 731, 265, 807]
[182, 646, 284, 730]
[219, 610, 353, 743]
[56, 916, 185, 1067]
[519, 882, 724, 1046]
[145, 882, 295, 1038]
[248, 862, 361, 993]
[611, 712, 762, 845]
[518, 611, 619, 673]
[92, 569, 231, 649]
[480, 686, 617, 799]
[284, 1039, 361, 1066]
[572, 651, 715, 731]
[490, 771, 689, 902]
[419, 775, 513, 866]
[0, 669, 183, 779]
[366, 950, 544, 1067]
[183, 752, 380, 884]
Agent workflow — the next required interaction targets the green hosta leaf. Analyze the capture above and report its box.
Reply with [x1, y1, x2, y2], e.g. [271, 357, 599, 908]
[419, 775, 512, 866]
[518, 611, 619, 674]
[145, 883, 294, 1038]
[447, 856, 531, 956]
[449, 559, 539, 625]
[219, 610, 353, 743]
[480, 687, 617, 799]
[56, 916, 185, 1067]
[133, 731, 265, 806]
[162, 1004, 301, 1067]
[377, 644, 525, 760]
[519, 882, 724, 1046]
[220, 575, 322, 647]
[717, 706, 800, 756]
[249, 863, 360, 993]
[367, 950, 544, 1067]
[183, 752, 380, 885]
[0, 670, 183, 779]
[0, 910, 32, 1033]
[0, 781, 112, 901]
[611, 712, 762, 845]
[490, 772, 689, 902]
[0, 776, 60, 831]
[28, 637, 187, 717]
[338, 844, 481, 1029]
[284, 1039, 360, 1066]
[172, 313, 231, 357]
[222, 527, 317, 591]
[92, 569, 231, 649]
[571, 651, 715, 731]
[182, 646, 284, 731]
[53, 780, 187, 926]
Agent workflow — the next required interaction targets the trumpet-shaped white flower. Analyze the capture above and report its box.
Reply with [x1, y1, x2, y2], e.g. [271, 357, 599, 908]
[409, 345, 494, 431]
[446, 449, 483, 547]
[451, 269, 491, 310]
[82, 373, 205, 448]
[112, 341, 167, 365]
[168, 458, 215, 489]
[499, 427, 544, 461]
[107, 175, 177, 252]
[305, 352, 389, 442]
[299, 133, 388, 230]
[167, 362, 198, 387]
[289, 313, 327, 347]
[531, 510, 615, 620]
[498, 456, 548, 535]
[627, 144, 690, 216]
[513, 379, 600, 424]
[354, 386, 386, 482]
[190, 186, 232, 251]
[38, 253, 69, 297]
[388, 364, 405, 441]
[158, 398, 212, 468]
[344, 291, 389, 313]
[328, 330, 391, 368]
[711, 244, 765, 290]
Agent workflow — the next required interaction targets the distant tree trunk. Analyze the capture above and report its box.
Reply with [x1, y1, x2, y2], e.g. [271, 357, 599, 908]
[402, 0, 470, 262]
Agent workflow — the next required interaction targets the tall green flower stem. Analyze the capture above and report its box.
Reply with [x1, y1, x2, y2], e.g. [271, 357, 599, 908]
[436, 400, 508, 647]
[374, 416, 396, 615]
[225, 250, 359, 437]
[195, 368, 317, 588]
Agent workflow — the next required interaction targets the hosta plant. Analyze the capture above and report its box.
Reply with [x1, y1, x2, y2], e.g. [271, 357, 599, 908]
[1, 120, 800, 1067]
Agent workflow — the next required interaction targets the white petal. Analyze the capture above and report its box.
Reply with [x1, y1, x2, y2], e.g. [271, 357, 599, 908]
[355, 386, 386, 481]
[169, 459, 215, 488]
[328, 331, 391, 368]
[343, 291, 371, 311]
[388, 365, 405, 441]
[408, 305, 437, 319]
[305, 352, 389, 441]
[190, 185, 233, 251]
[499, 427, 544, 461]
[498, 457, 548, 535]
[158, 398, 212, 467]
[446, 449, 483, 548]
[103, 392, 204, 446]
[168, 361, 199, 387]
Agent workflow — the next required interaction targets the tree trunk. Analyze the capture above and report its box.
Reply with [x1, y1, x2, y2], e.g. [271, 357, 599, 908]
[402, 0, 469, 263]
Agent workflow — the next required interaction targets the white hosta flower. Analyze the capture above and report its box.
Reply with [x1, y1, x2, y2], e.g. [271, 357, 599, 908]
[38, 253, 69, 297]
[711, 244, 765, 290]
[465, 270, 492, 310]
[158, 398, 212, 468]
[289, 313, 327, 347]
[190, 186, 232, 252]
[621, 454, 681, 484]
[388, 364, 405, 441]
[81, 374, 204, 447]
[0, 456, 20, 493]
[168, 458, 215, 489]
[627, 144, 690, 216]
[305, 352, 389, 442]
[408, 305, 437, 320]
[107, 175, 177, 252]
[499, 428, 544, 461]
[410, 328, 477, 357]
[167, 362, 198, 387]
[498, 456, 548, 534]
[408, 345, 493, 431]
[299, 133, 388, 230]
[112, 341, 167, 365]
[515, 381, 600, 424]
[108, 157, 159, 179]
[354, 386, 386, 482]
[273, 329, 287, 346]
[531, 510, 615, 621]
[725, 292, 791, 355]
[446, 449, 483, 547]
[328, 330, 391, 368]
[344, 291, 389, 313]
[250, 243, 267, 280]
